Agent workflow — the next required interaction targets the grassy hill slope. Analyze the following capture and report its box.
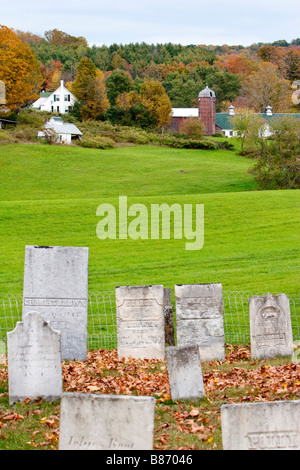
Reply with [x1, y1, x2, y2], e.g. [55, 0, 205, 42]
[0, 143, 299, 297]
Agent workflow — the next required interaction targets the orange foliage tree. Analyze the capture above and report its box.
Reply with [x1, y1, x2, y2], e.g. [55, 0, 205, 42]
[0, 25, 43, 113]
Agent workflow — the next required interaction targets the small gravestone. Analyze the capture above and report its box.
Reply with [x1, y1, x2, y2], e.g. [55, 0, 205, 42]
[166, 344, 205, 400]
[164, 288, 175, 346]
[175, 283, 225, 361]
[249, 293, 293, 359]
[59, 393, 156, 450]
[116, 285, 165, 360]
[7, 311, 62, 404]
[22, 245, 89, 360]
[221, 400, 300, 450]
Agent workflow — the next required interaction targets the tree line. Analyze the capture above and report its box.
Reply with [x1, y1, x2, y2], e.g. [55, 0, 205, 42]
[1, 25, 300, 124]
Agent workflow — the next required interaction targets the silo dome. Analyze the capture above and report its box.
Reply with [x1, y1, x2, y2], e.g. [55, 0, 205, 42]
[198, 86, 216, 98]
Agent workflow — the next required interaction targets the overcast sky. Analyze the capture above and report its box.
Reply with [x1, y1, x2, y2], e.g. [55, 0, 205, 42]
[1, 0, 299, 47]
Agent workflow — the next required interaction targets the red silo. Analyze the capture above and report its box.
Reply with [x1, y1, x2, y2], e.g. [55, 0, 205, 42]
[198, 86, 216, 136]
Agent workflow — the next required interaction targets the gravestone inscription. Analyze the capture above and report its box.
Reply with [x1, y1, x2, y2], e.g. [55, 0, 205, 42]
[7, 311, 62, 404]
[221, 400, 300, 450]
[116, 285, 165, 360]
[249, 293, 293, 359]
[175, 283, 225, 361]
[22, 245, 89, 360]
[59, 393, 156, 450]
[166, 344, 205, 400]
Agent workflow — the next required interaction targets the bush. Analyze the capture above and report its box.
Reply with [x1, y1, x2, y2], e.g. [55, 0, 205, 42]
[179, 117, 204, 140]
[77, 136, 115, 149]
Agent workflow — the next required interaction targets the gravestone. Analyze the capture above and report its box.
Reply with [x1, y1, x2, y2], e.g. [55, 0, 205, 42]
[221, 400, 300, 450]
[59, 393, 156, 450]
[7, 311, 62, 404]
[164, 288, 175, 346]
[116, 285, 165, 360]
[249, 293, 293, 359]
[175, 283, 225, 361]
[22, 245, 89, 360]
[166, 344, 205, 400]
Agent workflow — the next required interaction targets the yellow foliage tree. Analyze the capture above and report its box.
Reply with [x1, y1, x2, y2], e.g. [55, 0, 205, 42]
[0, 25, 43, 113]
[139, 80, 172, 128]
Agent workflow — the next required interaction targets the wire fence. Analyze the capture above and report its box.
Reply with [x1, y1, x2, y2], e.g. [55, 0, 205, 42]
[0, 291, 299, 352]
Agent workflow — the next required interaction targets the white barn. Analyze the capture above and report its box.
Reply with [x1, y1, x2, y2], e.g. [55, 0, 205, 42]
[31, 80, 77, 114]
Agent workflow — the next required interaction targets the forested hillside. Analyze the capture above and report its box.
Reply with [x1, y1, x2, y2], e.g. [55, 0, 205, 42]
[15, 28, 300, 113]
[1, 26, 299, 122]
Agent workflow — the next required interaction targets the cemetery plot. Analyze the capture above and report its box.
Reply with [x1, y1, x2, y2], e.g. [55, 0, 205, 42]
[22, 245, 89, 360]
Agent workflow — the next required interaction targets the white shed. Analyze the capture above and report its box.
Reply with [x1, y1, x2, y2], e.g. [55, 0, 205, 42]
[38, 117, 82, 144]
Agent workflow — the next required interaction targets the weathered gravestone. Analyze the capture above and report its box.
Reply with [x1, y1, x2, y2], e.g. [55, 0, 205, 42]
[7, 311, 62, 404]
[59, 393, 156, 450]
[116, 285, 165, 360]
[166, 344, 205, 400]
[175, 283, 225, 361]
[22, 245, 89, 360]
[221, 400, 300, 450]
[164, 288, 175, 346]
[249, 293, 293, 359]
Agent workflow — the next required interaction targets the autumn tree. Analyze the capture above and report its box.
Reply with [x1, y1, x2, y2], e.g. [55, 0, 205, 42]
[0, 25, 43, 112]
[241, 62, 291, 112]
[70, 58, 109, 120]
[139, 80, 172, 128]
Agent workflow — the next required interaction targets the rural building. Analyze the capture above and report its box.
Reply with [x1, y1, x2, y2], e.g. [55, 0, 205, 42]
[30, 80, 77, 114]
[170, 86, 300, 137]
[37, 116, 82, 144]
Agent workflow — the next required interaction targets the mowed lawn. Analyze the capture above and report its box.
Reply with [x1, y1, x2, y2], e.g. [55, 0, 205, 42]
[0, 143, 299, 297]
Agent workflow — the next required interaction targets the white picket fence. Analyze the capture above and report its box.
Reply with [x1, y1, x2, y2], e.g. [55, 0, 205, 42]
[0, 291, 299, 351]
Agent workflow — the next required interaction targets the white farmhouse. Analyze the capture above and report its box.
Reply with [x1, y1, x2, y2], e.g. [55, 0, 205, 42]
[31, 80, 77, 114]
[37, 117, 82, 144]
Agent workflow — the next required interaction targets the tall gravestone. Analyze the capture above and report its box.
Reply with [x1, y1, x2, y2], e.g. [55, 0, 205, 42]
[221, 400, 300, 450]
[249, 293, 293, 359]
[175, 283, 225, 361]
[22, 245, 89, 360]
[166, 344, 205, 400]
[7, 311, 62, 404]
[59, 393, 156, 450]
[116, 285, 165, 360]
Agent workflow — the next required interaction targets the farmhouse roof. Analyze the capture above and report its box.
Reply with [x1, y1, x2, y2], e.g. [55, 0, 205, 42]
[171, 108, 199, 118]
[215, 112, 300, 130]
[45, 117, 82, 135]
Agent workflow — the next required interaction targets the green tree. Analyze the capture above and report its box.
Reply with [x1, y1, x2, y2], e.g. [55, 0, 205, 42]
[105, 70, 134, 105]
[245, 115, 300, 189]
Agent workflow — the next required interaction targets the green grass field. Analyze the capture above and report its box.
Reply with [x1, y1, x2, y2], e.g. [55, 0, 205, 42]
[0, 142, 299, 298]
